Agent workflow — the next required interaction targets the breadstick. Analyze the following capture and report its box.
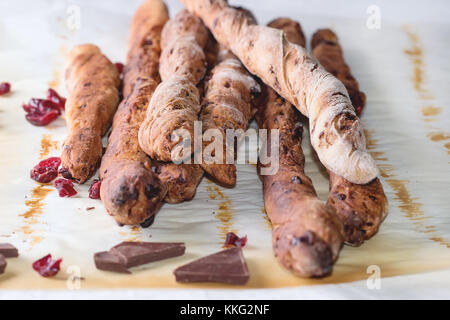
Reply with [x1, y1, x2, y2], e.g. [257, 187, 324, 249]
[180, 0, 378, 184]
[197, 6, 258, 186]
[153, 32, 220, 203]
[155, 161, 204, 204]
[99, 0, 169, 226]
[256, 18, 343, 278]
[138, 10, 208, 162]
[311, 29, 388, 245]
[199, 46, 260, 186]
[61, 44, 120, 183]
[327, 172, 388, 245]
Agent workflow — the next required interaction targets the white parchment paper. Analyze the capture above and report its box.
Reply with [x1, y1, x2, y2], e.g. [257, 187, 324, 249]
[0, 0, 449, 298]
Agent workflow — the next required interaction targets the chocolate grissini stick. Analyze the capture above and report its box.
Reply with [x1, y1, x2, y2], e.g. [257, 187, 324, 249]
[255, 18, 343, 278]
[99, 0, 169, 226]
[151, 26, 222, 204]
[311, 29, 388, 245]
[61, 44, 120, 183]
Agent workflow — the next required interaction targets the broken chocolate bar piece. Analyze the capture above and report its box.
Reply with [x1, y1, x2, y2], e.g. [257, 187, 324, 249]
[0, 254, 6, 274]
[0, 243, 18, 258]
[109, 242, 186, 268]
[94, 251, 130, 274]
[174, 247, 249, 285]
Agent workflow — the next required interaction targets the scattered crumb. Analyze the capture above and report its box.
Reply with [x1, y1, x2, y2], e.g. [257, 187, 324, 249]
[86, 207, 95, 211]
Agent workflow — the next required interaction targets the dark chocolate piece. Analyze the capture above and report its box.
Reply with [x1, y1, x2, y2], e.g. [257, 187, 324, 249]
[140, 215, 155, 228]
[94, 251, 130, 274]
[174, 247, 249, 285]
[0, 243, 18, 258]
[0, 254, 6, 274]
[109, 242, 185, 268]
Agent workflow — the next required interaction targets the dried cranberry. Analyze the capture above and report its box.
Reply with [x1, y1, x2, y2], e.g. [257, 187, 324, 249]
[58, 166, 72, 179]
[23, 98, 61, 115]
[23, 98, 61, 126]
[46, 88, 66, 110]
[54, 178, 77, 197]
[0, 82, 11, 95]
[25, 109, 60, 126]
[224, 232, 247, 248]
[23, 91, 64, 126]
[115, 62, 124, 74]
[88, 179, 101, 199]
[32, 254, 62, 277]
[30, 157, 61, 183]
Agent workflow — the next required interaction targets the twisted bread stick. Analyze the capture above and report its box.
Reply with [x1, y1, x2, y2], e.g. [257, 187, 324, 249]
[256, 18, 343, 278]
[311, 29, 388, 245]
[138, 10, 208, 162]
[153, 33, 220, 203]
[199, 47, 260, 186]
[181, 0, 379, 184]
[62, 44, 120, 183]
[99, 0, 168, 226]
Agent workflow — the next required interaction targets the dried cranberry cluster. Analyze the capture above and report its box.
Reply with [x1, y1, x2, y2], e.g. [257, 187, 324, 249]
[30, 157, 77, 197]
[22, 88, 66, 126]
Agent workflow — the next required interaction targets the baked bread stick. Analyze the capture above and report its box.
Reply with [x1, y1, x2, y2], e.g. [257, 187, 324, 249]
[199, 46, 260, 186]
[138, 10, 208, 162]
[256, 18, 343, 278]
[99, 0, 169, 226]
[155, 161, 204, 203]
[156, 21, 250, 199]
[181, 0, 379, 184]
[311, 29, 388, 245]
[197, 6, 258, 186]
[153, 32, 220, 203]
[61, 44, 120, 183]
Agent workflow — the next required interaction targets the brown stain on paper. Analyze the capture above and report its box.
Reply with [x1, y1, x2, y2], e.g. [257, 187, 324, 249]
[18, 184, 53, 247]
[118, 225, 144, 242]
[404, 27, 449, 154]
[427, 132, 450, 142]
[365, 129, 450, 248]
[126, 226, 143, 242]
[403, 28, 431, 99]
[20, 185, 53, 222]
[48, 69, 61, 89]
[48, 45, 68, 89]
[17, 133, 60, 248]
[421, 106, 442, 117]
[206, 180, 236, 243]
[40, 134, 60, 159]
[260, 207, 272, 230]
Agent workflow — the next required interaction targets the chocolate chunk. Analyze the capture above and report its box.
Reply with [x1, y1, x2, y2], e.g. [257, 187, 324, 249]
[0, 243, 18, 258]
[140, 215, 155, 228]
[0, 254, 6, 274]
[174, 247, 249, 285]
[109, 242, 185, 268]
[94, 251, 130, 274]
